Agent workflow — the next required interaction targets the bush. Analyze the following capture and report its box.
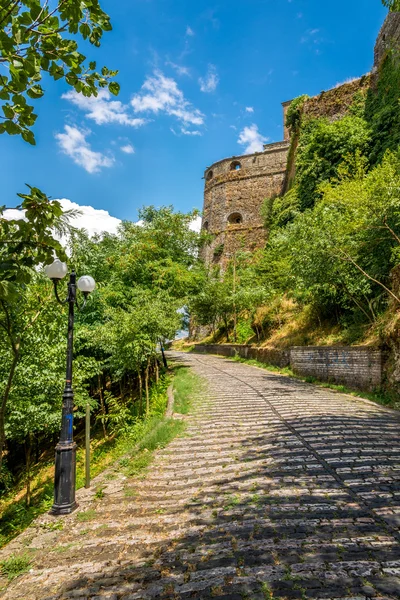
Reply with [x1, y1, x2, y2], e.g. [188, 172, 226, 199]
[295, 115, 371, 210]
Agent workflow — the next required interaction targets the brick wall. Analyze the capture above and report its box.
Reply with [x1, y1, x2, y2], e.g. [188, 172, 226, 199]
[290, 347, 382, 392]
[193, 344, 382, 392]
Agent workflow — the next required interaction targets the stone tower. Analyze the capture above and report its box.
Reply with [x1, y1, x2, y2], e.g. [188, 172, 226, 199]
[201, 133, 290, 266]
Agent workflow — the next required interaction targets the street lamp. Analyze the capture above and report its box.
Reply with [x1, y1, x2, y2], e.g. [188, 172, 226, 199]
[45, 259, 96, 515]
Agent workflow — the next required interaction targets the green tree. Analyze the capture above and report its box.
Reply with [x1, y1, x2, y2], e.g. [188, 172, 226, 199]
[0, 190, 77, 470]
[279, 151, 400, 324]
[0, 0, 118, 143]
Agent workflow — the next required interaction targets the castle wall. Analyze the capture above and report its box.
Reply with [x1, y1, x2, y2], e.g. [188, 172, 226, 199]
[374, 11, 400, 70]
[202, 141, 289, 265]
[282, 101, 292, 141]
[303, 76, 371, 122]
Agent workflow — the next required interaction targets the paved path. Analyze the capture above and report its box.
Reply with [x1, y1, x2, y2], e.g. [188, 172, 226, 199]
[1, 351, 400, 600]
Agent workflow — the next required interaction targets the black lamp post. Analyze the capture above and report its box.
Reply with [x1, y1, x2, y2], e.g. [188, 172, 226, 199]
[45, 259, 95, 515]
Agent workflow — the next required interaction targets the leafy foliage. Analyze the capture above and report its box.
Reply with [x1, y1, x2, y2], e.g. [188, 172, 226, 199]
[0, 0, 118, 143]
[0, 205, 201, 517]
[285, 95, 309, 135]
[365, 49, 400, 165]
[0, 187, 70, 299]
[192, 30, 400, 350]
[295, 115, 371, 210]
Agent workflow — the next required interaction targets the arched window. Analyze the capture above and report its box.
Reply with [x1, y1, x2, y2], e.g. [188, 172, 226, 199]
[228, 212, 243, 225]
[203, 221, 209, 231]
[230, 161, 241, 171]
[207, 170, 213, 181]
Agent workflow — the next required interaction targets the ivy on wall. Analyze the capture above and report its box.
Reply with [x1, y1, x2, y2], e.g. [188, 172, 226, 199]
[279, 47, 400, 215]
[365, 49, 400, 165]
[294, 114, 372, 211]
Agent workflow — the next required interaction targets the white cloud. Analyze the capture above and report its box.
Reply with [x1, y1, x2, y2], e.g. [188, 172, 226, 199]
[165, 60, 191, 76]
[238, 124, 269, 154]
[181, 128, 202, 136]
[3, 199, 121, 240]
[186, 26, 194, 36]
[55, 125, 114, 174]
[171, 126, 202, 137]
[189, 216, 202, 233]
[199, 65, 219, 93]
[245, 106, 254, 113]
[120, 144, 135, 154]
[59, 199, 121, 237]
[62, 90, 147, 128]
[131, 70, 204, 127]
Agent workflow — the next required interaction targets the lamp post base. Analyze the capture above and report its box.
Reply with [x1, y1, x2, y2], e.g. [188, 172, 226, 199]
[49, 441, 78, 516]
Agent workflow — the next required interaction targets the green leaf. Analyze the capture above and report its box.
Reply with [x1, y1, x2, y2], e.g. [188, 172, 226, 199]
[2, 105, 14, 119]
[79, 23, 90, 39]
[108, 81, 120, 96]
[26, 85, 44, 99]
[4, 120, 20, 135]
[21, 130, 36, 145]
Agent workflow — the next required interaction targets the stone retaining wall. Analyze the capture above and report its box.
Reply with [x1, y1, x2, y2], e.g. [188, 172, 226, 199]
[194, 344, 290, 369]
[193, 344, 382, 392]
[290, 346, 382, 392]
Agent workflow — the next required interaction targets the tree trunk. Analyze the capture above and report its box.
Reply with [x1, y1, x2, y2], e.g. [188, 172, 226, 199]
[223, 316, 230, 342]
[155, 357, 159, 383]
[25, 433, 32, 508]
[98, 374, 107, 439]
[138, 370, 143, 417]
[35, 433, 40, 463]
[0, 340, 20, 472]
[145, 359, 150, 416]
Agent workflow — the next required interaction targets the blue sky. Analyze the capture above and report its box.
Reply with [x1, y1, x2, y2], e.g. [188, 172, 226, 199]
[2, 0, 387, 228]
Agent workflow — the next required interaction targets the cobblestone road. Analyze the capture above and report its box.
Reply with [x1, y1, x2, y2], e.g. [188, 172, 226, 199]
[1, 352, 400, 600]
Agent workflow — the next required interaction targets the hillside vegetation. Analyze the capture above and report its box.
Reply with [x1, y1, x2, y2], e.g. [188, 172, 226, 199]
[189, 29, 400, 393]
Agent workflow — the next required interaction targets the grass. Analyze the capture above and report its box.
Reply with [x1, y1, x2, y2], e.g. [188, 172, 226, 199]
[76, 509, 98, 522]
[229, 354, 398, 410]
[0, 554, 31, 580]
[0, 365, 203, 548]
[122, 367, 204, 477]
[224, 495, 240, 510]
[173, 366, 204, 414]
[94, 487, 105, 500]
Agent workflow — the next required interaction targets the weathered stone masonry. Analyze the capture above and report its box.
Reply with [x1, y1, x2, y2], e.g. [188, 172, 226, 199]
[201, 12, 400, 268]
[202, 140, 289, 265]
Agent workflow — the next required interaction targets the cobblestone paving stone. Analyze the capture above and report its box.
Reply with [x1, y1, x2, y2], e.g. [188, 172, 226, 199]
[1, 352, 400, 600]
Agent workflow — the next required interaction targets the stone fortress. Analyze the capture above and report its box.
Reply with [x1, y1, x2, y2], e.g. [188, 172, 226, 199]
[201, 12, 400, 267]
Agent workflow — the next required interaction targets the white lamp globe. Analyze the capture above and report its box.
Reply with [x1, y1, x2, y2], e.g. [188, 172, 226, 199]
[44, 259, 68, 280]
[77, 275, 96, 293]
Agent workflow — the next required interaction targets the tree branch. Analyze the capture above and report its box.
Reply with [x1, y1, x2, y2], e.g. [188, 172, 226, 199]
[337, 249, 400, 305]
[0, 0, 21, 29]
